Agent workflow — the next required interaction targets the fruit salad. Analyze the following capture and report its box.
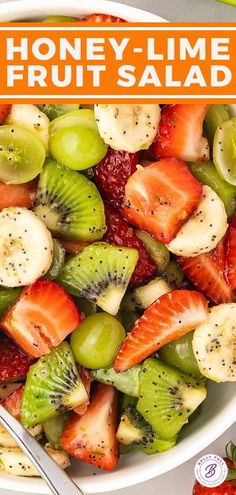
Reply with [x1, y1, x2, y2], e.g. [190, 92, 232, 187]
[0, 14, 235, 479]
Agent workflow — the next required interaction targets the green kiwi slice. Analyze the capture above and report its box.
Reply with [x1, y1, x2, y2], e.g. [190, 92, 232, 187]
[34, 159, 106, 241]
[91, 364, 141, 397]
[57, 242, 139, 315]
[20, 342, 88, 428]
[37, 104, 80, 121]
[137, 359, 207, 439]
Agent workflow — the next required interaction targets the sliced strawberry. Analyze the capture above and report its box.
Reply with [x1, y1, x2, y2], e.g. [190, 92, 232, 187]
[93, 148, 137, 209]
[0, 105, 11, 124]
[104, 203, 156, 286]
[122, 158, 202, 244]
[155, 104, 209, 162]
[74, 367, 91, 416]
[2, 384, 24, 419]
[178, 241, 232, 305]
[0, 334, 35, 383]
[114, 289, 208, 372]
[1, 280, 82, 358]
[85, 13, 126, 22]
[0, 180, 37, 211]
[61, 384, 119, 470]
[225, 214, 236, 289]
[59, 239, 90, 257]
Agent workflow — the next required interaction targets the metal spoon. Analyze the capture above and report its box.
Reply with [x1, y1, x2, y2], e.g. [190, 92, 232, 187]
[0, 404, 84, 495]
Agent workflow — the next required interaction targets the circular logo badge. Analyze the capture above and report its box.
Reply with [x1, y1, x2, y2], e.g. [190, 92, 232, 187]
[194, 454, 228, 488]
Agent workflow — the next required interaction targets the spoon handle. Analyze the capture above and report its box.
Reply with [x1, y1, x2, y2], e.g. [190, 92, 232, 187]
[0, 404, 84, 495]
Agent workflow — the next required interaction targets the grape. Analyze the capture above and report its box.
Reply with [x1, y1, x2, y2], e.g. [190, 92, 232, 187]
[0, 125, 45, 184]
[213, 118, 236, 186]
[37, 104, 81, 121]
[204, 104, 230, 148]
[158, 331, 201, 378]
[43, 15, 77, 22]
[70, 313, 126, 369]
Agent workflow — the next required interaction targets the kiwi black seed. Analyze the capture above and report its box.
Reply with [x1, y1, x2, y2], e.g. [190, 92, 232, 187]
[34, 159, 106, 242]
[137, 359, 207, 439]
[20, 342, 88, 428]
[57, 242, 139, 315]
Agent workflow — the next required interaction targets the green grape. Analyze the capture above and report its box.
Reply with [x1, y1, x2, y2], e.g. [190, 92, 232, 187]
[0, 126, 45, 184]
[70, 313, 126, 369]
[45, 239, 65, 280]
[43, 16, 77, 22]
[37, 104, 81, 121]
[158, 331, 201, 378]
[0, 288, 21, 317]
[204, 104, 229, 148]
[49, 110, 95, 135]
[213, 118, 236, 186]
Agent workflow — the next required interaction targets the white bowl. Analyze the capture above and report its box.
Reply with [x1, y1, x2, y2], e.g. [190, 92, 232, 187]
[0, 0, 235, 492]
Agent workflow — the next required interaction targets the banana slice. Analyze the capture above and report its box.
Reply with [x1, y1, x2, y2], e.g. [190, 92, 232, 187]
[167, 185, 228, 257]
[94, 104, 160, 153]
[193, 303, 236, 382]
[0, 207, 53, 287]
[6, 104, 49, 153]
[0, 423, 43, 448]
[0, 444, 70, 476]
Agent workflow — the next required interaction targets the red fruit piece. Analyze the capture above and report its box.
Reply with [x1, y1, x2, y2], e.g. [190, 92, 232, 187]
[1, 280, 82, 358]
[74, 367, 91, 416]
[85, 13, 126, 22]
[192, 476, 236, 495]
[122, 158, 202, 244]
[225, 214, 236, 290]
[104, 203, 156, 286]
[0, 335, 35, 383]
[0, 105, 11, 124]
[61, 384, 119, 470]
[0, 180, 37, 211]
[155, 104, 209, 162]
[2, 384, 24, 420]
[178, 241, 233, 305]
[93, 148, 137, 209]
[114, 289, 208, 372]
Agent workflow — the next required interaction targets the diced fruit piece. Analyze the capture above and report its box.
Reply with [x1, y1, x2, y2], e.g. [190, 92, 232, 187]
[43, 15, 77, 22]
[0, 180, 37, 211]
[5, 104, 49, 153]
[188, 160, 236, 218]
[85, 13, 126, 22]
[122, 158, 202, 244]
[45, 239, 65, 280]
[37, 104, 80, 120]
[21, 342, 88, 427]
[0, 207, 53, 287]
[104, 203, 156, 286]
[93, 149, 137, 209]
[34, 159, 106, 242]
[49, 109, 108, 170]
[178, 241, 233, 305]
[121, 309, 139, 333]
[114, 289, 208, 372]
[204, 104, 230, 148]
[135, 230, 170, 274]
[213, 118, 236, 186]
[0, 125, 45, 184]
[225, 215, 236, 289]
[57, 242, 139, 315]
[0, 445, 70, 476]
[155, 104, 209, 162]
[2, 384, 24, 419]
[167, 185, 228, 257]
[59, 240, 90, 256]
[0, 288, 22, 317]
[122, 277, 171, 312]
[0, 383, 21, 402]
[94, 104, 160, 153]
[0, 335, 35, 383]
[74, 298, 97, 317]
[1, 280, 82, 358]
[0, 423, 42, 449]
[137, 359, 207, 438]
[163, 260, 184, 290]
[139, 436, 176, 455]
[73, 367, 91, 415]
[158, 331, 201, 378]
[91, 364, 141, 397]
[116, 395, 153, 446]
[70, 313, 125, 369]
[0, 105, 11, 123]
[61, 384, 119, 470]
[192, 303, 236, 382]
[44, 414, 71, 449]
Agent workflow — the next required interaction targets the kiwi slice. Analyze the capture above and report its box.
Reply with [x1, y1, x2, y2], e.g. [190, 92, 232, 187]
[20, 342, 88, 428]
[91, 364, 141, 397]
[57, 242, 139, 315]
[137, 359, 207, 439]
[34, 159, 106, 241]
[37, 104, 81, 121]
[0, 288, 22, 317]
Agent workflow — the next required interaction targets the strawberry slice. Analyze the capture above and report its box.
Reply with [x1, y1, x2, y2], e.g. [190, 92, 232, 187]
[178, 241, 232, 305]
[61, 384, 119, 470]
[2, 384, 24, 419]
[122, 158, 202, 244]
[85, 13, 126, 22]
[225, 214, 236, 289]
[114, 289, 208, 372]
[74, 367, 91, 416]
[104, 203, 156, 286]
[155, 104, 209, 162]
[1, 280, 82, 358]
[0, 334, 35, 383]
[93, 148, 137, 209]
[0, 105, 11, 124]
[0, 180, 37, 211]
